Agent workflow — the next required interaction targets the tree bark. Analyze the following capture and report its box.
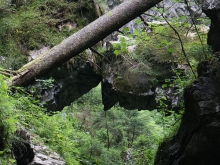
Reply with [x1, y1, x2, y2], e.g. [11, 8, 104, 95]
[11, 0, 162, 86]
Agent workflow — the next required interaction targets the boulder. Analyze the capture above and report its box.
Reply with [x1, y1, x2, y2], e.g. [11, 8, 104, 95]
[12, 129, 65, 165]
[101, 51, 180, 111]
[28, 49, 183, 112]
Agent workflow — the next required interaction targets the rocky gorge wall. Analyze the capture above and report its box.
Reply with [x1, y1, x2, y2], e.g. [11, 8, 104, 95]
[155, 58, 220, 165]
[155, 1, 220, 164]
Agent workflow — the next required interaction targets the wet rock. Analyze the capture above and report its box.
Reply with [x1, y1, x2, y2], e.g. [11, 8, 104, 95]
[155, 59, 220, 165]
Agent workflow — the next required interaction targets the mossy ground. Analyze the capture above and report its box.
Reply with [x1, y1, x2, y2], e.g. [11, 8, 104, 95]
[0, 0, 98, 70]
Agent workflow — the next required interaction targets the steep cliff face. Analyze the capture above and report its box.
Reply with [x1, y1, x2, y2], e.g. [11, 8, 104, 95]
[155, 59, 220, 165]
[155, 2, 220, 164]
[203, 0, 220, 52]
[29, 56, 101, 112]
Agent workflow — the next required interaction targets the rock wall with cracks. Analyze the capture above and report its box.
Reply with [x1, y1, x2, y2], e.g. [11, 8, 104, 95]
[155, 59, 220, 165]
[155, 1, 220, 164]
[28, 57, 102, 112]
[29, 49, 182, 112]
[12, 129, 65, 165]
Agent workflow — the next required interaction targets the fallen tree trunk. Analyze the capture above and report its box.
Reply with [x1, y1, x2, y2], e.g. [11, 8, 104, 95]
[11, 0, 162, 86]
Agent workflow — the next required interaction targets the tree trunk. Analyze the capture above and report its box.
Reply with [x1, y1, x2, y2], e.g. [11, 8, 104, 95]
[11, 0, 162, 86]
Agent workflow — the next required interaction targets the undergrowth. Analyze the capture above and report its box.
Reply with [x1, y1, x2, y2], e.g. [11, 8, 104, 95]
[0, 0, 97, 70]
[0, 74, 181, 165]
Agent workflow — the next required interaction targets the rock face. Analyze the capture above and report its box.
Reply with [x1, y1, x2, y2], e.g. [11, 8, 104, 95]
[106, 0, 204, 20]
[12, 129, 65, 165]
[12, 130, 35, 165]
[29, 57, 101, 112]
[155, 2, 220, 164]
[33, 49, 182, 111]
[155, 58, 220, 165]
[29, 144, 65, 165]
[203, 0, 220, 52]
[101, 52, 178, 110]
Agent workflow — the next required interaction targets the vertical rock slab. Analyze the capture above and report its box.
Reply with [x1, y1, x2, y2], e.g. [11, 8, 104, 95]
[203, 0, 220, 52]
[155, 59, 220, 165]
[155, 2, 220, 164]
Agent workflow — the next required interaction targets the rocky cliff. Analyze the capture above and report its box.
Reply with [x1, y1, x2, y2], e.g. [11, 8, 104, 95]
[12, 129, 65, 165]
[155, 1, 220, 164]
[31, 48, 182, 112]
[155, 58, 220, 165]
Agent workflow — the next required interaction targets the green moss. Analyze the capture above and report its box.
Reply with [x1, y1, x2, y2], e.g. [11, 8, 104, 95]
[0, 0, 97, 70]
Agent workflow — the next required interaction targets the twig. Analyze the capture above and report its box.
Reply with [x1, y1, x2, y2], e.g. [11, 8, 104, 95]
[0, 68, 16, 74]
[0, 71, 13, 77]
[161, 14, 196, 78]
[184, 0, 207, 58]
[121, 54, 134, 66]
[154, 32, 179, 40]
[89, 47, 110, 63]
[117, 30, 124, 34]
[139, 15, 149, 26]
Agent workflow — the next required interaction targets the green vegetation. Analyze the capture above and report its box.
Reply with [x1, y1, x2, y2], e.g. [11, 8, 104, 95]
[0, 0, 212, 164]
[0, 0, 98, 70]
[0, 75, 181, 164]
[112, 18, 211, 74]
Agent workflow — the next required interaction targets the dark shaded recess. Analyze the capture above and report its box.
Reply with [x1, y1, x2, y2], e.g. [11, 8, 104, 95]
[12, 130, 34, 165]
[155, 59, 220, 165]
[31, 49, 181, 112]
[101, 52, 177, 111]
[0, 125, 5, 150]
[32, 59, 102, 112]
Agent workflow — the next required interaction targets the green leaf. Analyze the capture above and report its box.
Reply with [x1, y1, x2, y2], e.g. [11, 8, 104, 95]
[133, 29, 139, 36]
[144, 36, 150, 41]
[121, 42, 126, 47]
[168, 48, 175, 53]
[0, 150, 4, 155]
[179, 15, 186, 20]
[121, 47, 127, 53]
[122, 27, 129, 33]
[154, 26, 164, 33]
[120, 37, 126, 42]
[114, 50, 121, 56]
[135, 19, 142, 25]
[162, 84, 167, 88]
[9, 158, 16, 163]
